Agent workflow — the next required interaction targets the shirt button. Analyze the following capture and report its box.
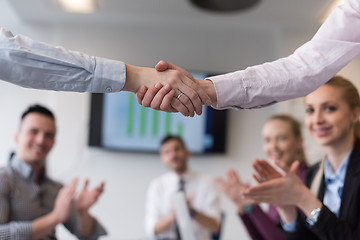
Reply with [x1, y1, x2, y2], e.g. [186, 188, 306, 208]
[105, 86, 112, 93]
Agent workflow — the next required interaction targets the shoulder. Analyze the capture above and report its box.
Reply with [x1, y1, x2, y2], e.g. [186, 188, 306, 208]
[148, 172, 170, 190]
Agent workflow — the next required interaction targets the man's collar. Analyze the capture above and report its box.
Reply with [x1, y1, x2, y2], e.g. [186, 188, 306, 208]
[10, 155, 46, 182]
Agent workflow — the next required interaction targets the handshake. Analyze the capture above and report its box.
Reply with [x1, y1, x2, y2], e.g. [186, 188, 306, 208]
[124, 60, 218, 117]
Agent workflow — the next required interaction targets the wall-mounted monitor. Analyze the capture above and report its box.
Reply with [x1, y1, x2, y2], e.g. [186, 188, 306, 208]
[88, 72, 228, 154]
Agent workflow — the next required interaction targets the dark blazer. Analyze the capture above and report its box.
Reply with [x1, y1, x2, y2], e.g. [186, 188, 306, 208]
[284, 138, 360, 240]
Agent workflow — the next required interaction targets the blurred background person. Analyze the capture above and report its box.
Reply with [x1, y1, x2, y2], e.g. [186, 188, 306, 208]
[0, 104, 106, 240]
[145, 135, 221, 240]
[216, 114, 308, 240]
[245, 76, 360, 239]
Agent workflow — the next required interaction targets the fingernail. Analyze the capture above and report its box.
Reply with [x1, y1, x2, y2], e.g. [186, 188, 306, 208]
[164, 84, 171, 91]
[206, 99, 212, 106]
[155, 83, 162, 89]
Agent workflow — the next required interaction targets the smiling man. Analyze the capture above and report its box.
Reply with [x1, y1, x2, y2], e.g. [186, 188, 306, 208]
[0, 104, 106, 240]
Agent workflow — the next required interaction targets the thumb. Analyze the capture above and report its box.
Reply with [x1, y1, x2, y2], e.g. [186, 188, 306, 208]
[155, 60, 171, 72]
[290, 161, 300, 174]
[155, 60, 195, 81]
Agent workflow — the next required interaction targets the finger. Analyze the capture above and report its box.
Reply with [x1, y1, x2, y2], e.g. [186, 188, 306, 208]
[253, 173, 262, 184]
[83, 179, 89, 191]
[142, 83, 162, 107]
[228, 169, 241, 184]
[176, 93, 195, 117]
[156, 61, 211, 107]
[97, 182, 105, 193]
[178, 77, 211, 109]
[171, 98, 189, 117]
[136, 85, 148, 105]
[255, 160, 276, 178]
[290, 161, 300, 173]
[159, 89, 177, 112]
[175, 83, 202, 116]
[150, 84, 173, 110]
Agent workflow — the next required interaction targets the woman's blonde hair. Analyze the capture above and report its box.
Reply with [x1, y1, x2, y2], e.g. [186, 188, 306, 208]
[265, 114, 307, 164]
[325, 76, 360, 138]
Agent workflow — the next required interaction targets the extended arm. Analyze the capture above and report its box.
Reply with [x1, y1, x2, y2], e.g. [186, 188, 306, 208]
[137, 0, 360, 111]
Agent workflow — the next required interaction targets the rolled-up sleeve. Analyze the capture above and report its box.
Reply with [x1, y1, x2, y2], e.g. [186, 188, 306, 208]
[0, 27, 126, 93]
[209, 0, 360, 109]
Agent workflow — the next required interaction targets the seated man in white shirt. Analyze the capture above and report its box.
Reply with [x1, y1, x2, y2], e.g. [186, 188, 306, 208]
[145, 135, 221, 240]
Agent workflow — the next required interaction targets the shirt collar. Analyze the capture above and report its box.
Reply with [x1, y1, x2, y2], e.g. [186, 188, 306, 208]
[10, 154, 46, 182]
[324, 148, 352, 183]
[169, 168, 194, 182]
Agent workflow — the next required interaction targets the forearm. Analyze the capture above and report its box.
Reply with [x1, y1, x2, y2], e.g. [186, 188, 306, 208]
[76, 210, 95, 238]
[0, 27, 125, 93]
[31, 212, 59, 240]
[192, 211, 219, 233]
[209, 0, 360, 110]
[154, 213, 176, 235]
[296, 187, 322, 217]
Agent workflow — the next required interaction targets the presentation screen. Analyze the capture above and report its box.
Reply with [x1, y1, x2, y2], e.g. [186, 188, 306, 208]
[88, 72, 228, 154]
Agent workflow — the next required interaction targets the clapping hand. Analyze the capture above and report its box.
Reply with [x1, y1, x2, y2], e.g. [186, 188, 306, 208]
[76, 179, 105, 214]
[215, 169, 253, 213]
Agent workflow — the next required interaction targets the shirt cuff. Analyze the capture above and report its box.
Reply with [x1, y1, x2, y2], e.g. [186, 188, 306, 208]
[280, 216, 297, 232]
[207, 72, 246, 110]
[92, 56, 126, 93]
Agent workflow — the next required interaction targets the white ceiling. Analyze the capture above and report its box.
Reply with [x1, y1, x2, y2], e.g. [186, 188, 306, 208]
[8, 0, 333, 30]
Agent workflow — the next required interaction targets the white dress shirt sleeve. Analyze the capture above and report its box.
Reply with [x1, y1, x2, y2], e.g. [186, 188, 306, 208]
[209, 0, 360, 109]
[0, 27, 126, 93]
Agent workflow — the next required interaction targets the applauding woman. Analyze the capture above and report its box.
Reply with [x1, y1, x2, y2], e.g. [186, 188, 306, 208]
[216, 115, 308, 240]
[245, 76, 360, 240]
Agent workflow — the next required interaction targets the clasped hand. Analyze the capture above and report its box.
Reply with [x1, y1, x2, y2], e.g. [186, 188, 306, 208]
[135, 61, 217, 117]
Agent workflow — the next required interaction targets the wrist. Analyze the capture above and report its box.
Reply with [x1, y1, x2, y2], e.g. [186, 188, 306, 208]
[124, 64, 144, 92]
[298, 187, 322, 217]
[49, 211, 62, 225]
[199, 79, 217, 106]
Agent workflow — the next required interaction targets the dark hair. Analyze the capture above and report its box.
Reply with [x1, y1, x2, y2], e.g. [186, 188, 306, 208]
[266, 114, 307, 164]
[325, 76, 360, 138]
[21, 104, 55, 121]
[161, 135, 186, 148]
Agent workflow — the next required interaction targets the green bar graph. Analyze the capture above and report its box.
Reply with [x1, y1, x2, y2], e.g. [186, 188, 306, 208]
[126, 94, 135, 136]
[177, 123, 183, 137]
[139, 106, 146, 136]
[152, 110, 159, 137]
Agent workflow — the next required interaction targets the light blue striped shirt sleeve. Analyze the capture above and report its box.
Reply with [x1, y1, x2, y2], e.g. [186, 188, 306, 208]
[0, 27, 126, 93]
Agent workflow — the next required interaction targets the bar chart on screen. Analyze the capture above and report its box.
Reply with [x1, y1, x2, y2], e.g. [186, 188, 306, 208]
[101, 92, 207, 153]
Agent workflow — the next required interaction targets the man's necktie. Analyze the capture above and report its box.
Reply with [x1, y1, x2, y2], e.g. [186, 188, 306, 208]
[175, 177, 185, 240]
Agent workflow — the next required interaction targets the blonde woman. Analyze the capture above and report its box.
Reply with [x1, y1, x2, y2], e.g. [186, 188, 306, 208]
[245, 76, 360, 240]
